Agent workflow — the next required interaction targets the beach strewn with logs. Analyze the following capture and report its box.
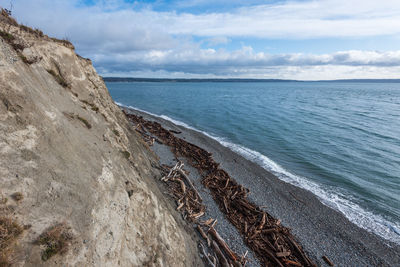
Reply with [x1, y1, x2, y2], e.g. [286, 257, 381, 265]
[126, 111, 317, 267]
[122, 107, 400, 267]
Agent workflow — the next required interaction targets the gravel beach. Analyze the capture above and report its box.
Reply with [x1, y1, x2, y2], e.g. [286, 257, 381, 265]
[123, 106, 400, 267]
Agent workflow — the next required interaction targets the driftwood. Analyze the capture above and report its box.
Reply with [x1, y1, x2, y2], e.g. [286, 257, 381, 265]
[152, 158, 242, 266]
[212, 241, 230, 267]
[125, 112, 316, 267]
[322, 255, 334, 266]
[178, 168, 203, 202]
[208, 227, 238, 262]
[200, 242, 216, 267]
[197, 225, 209, 240]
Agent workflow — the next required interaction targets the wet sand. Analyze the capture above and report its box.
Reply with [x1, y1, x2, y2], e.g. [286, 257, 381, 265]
[123, 106, 400, 267]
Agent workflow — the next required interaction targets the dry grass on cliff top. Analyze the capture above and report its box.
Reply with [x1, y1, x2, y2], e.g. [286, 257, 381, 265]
[36, 223, 73, 261]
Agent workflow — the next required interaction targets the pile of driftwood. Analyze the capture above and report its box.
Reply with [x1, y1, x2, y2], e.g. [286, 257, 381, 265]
[126, 112, 316, 267]
[161, 162, 247, 267]
[161, 162, 205, 221]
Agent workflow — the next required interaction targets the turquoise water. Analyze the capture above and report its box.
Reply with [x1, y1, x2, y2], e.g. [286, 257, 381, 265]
[106, 81, 400, 244]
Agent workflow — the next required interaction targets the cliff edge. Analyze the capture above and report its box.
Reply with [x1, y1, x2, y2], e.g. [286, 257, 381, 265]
[0, 10, 202, 266]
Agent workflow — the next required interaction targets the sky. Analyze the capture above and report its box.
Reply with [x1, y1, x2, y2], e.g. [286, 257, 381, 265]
[4, 0, 400, 79]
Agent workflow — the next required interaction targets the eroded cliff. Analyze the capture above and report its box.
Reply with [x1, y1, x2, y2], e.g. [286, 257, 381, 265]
[0, 11, 202, 266]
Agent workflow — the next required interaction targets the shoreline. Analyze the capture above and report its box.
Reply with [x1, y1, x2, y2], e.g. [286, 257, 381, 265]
[122, 105, 400, 266]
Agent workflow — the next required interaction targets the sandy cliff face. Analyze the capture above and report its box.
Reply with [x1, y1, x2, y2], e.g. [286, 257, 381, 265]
[0, 13, 202, 266]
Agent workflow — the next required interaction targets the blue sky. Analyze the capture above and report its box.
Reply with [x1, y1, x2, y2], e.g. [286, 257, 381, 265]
[7, 0, 400, 79]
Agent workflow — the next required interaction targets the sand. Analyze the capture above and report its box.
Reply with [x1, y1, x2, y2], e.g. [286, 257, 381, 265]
[123, 106, 400, 267]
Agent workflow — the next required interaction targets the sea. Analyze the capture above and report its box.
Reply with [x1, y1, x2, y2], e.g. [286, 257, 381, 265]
[106, 81, 400, 244]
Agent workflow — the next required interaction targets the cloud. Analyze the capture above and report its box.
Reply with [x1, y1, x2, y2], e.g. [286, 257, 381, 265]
[8, 0, 400, 79]
[204, 36, 231, 46]
[92, 47, 400, 75]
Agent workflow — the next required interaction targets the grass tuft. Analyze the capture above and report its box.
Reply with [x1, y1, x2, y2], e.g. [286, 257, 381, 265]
[0, 9, 18, 26]
[0, 216, 24, 266]
[20, 24, 44, 37]
[121, 150, 131, 159]
[47, 69, 69, 88]
[77, 116, 91, 129]
[0, 30, 14, 42]
[112, 129, 120, 137]
[0, 196, 7, 205]
[81, 100, 99, 112]
[11, 192, 23, 202]
[36, 223, 73, 261]
[0, 31, 26, 52]
[50, 38, 75, 50]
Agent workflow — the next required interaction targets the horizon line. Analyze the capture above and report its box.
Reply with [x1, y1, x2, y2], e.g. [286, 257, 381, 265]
[103, 77, 400, 83]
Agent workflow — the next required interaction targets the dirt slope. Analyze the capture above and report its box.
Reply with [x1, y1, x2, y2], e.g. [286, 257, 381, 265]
[0, 11, 202, 266]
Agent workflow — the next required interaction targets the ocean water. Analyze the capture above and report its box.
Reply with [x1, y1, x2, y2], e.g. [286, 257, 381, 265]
[106, 81, 400, 244]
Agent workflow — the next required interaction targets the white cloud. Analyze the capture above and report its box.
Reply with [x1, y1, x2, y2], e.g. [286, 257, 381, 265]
[8, 0, 400, 79]
[92, 47, 400, 77]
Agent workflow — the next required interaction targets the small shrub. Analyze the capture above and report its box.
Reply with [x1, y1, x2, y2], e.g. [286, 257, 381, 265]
[76, 54, 91, 62]
[47, 69, 69, 88]
[18, 53, 27, 63]
[62, 112, 75, 120]
[19, 54, 39, 65]
[36, 223, 73, 261]
[11, 43, 25, 51]
[35, 29, 44, 37]
[77, 116, 91, 129]
[81, 100, 90, 105]
[50, 37, 75, 50]
[11, 192, 23, 202]
[112, 129, 120, 137]
[0, 31, 27, 54]
[19, 24, 43, 37]
[0, 250, 13, 267]
[0, 216, 24, 265]
[0, 197, 7, 205]
[81, 100, 98, 112]
[121, 150, 130, 159]
[0, 30, 14, 42]
[0, 217, 24, 249]
[0, 9, 18, 26]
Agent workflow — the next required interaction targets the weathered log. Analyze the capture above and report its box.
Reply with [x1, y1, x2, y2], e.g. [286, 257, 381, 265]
[211, 219, 218, 228]
[258, 213, 266, 230]
[276, 251, 291, 257]
[209, 227, 238, 262]
[223, 197, 229, 213]
[202, 218, 214, 226]
[199, 242, 216, 267]
[284, 259, 302, 266]
[240, 250, 248, 265]
[212, 241, 230, 267]
[176, 201, 184, 210]
[178, 168, 203, 202]
[197, 225, 208, 239]
[288, 236, 316, 267]
[172, 178, 186, 193]
[262, 247, 285, 267]
[190, 211, 205, 219]
[322, 255, 334, 266]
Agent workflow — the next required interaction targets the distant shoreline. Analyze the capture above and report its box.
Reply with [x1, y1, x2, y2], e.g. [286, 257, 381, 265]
[103, 77, 400, 83]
